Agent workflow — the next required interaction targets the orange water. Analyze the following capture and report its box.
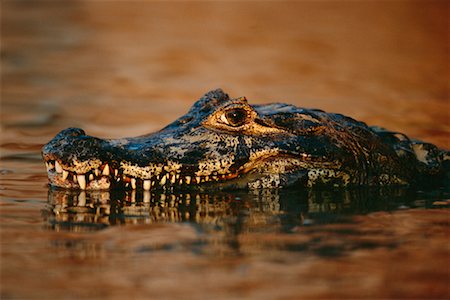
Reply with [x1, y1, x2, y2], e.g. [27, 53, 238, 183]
[1, 1, 449, 299]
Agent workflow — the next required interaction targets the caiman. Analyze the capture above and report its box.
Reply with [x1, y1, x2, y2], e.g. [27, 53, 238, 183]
[42, 89, 449, 191]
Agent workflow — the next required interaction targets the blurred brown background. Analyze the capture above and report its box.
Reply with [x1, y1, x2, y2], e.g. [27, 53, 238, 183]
[2, 0, 449, 147]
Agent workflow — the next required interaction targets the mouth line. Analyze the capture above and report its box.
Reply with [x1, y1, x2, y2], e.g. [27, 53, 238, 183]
[44, 159, 238, 191]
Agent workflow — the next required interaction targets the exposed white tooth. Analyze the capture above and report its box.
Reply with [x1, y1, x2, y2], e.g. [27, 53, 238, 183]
[114, 169, 119, 177]
[185, 176, 191, 184]
[196, 176, 201, 183]
[77, 175, 86, 190]
[170, 174, 176, 184]
[176, 174, 180, 180]
[131, 178, 136, 189]
[160, 194, 166, 201]
[62, 170, 69, 181]
[125, 183, 129, 188]
[160, 176, 167, 185]
[143, 180, 151, 191]
[55, 161, 63, 173]
[89, 174, 94, 181]
[205, 176, 209, 182]
[212, 176, 218, 181]
[102, 164, 110, 176]
[94, 169, 99, 177]
[73, 175, 78, 183]
[46, 162, 55, 171]
[179, 179, 183, 185]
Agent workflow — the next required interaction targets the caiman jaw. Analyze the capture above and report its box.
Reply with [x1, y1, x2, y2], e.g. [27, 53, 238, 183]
[40, 127, 241, 191]
[45, 159, 243, 191]
[43, 158, 241, 191]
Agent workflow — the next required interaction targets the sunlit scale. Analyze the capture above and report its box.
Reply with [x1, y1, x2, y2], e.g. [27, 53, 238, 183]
[45, 160, 227, 191]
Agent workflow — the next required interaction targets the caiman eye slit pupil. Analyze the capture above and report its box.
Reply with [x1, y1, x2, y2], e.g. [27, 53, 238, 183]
[225, 108, 248, 127]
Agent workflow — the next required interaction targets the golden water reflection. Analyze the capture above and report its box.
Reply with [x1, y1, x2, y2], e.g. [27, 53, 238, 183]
[45, 187, 444, 232]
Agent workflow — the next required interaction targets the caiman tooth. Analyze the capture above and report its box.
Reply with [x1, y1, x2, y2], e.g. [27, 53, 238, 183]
[77, 174, 86, 190]
[205, 176, 209, 182]
[170, 174, 176, 184]
[55, 161, 63, 173]
[94, 169, 99, 177]
[102, 164, 110, 176]
[73, 174, 78, 183]
[114, 169, 119, 177]
[185, 176, 191, 184]
[131, 178, 136, 190]
[160, 176, 167, 186]
[89, 174, 94, 181]
[62, 170, 69, 181]
[143, 180, 151, 191]
[196, 176, 201, 183]
[46, 161, 55, 171]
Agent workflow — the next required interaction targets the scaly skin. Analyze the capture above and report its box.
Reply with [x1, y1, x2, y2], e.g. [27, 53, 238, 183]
[42, 89, 449, 191]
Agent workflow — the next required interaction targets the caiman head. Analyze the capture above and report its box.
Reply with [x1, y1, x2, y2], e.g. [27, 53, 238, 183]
[42, 89, 448, 191]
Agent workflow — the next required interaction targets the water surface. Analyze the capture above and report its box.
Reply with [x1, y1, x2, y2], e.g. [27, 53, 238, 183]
[1, 1, 449, 299]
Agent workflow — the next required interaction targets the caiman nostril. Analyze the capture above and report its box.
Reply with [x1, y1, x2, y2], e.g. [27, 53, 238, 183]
[42, 127, 101, 163]
[56, 127, 86, 139]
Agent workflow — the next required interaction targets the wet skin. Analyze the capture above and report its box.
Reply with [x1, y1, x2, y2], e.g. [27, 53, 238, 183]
[42, 89, 449, 191]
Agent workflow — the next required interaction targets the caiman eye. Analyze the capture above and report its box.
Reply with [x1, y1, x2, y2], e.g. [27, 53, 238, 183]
[221, 108, 249, 127]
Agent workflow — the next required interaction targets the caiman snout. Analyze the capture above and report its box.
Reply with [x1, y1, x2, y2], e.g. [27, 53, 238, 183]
[42, 128, 115, 190]
[42, 126, 211, 191]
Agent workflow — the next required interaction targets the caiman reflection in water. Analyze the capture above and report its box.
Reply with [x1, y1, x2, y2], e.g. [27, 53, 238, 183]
[44, 188, 448, 256]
